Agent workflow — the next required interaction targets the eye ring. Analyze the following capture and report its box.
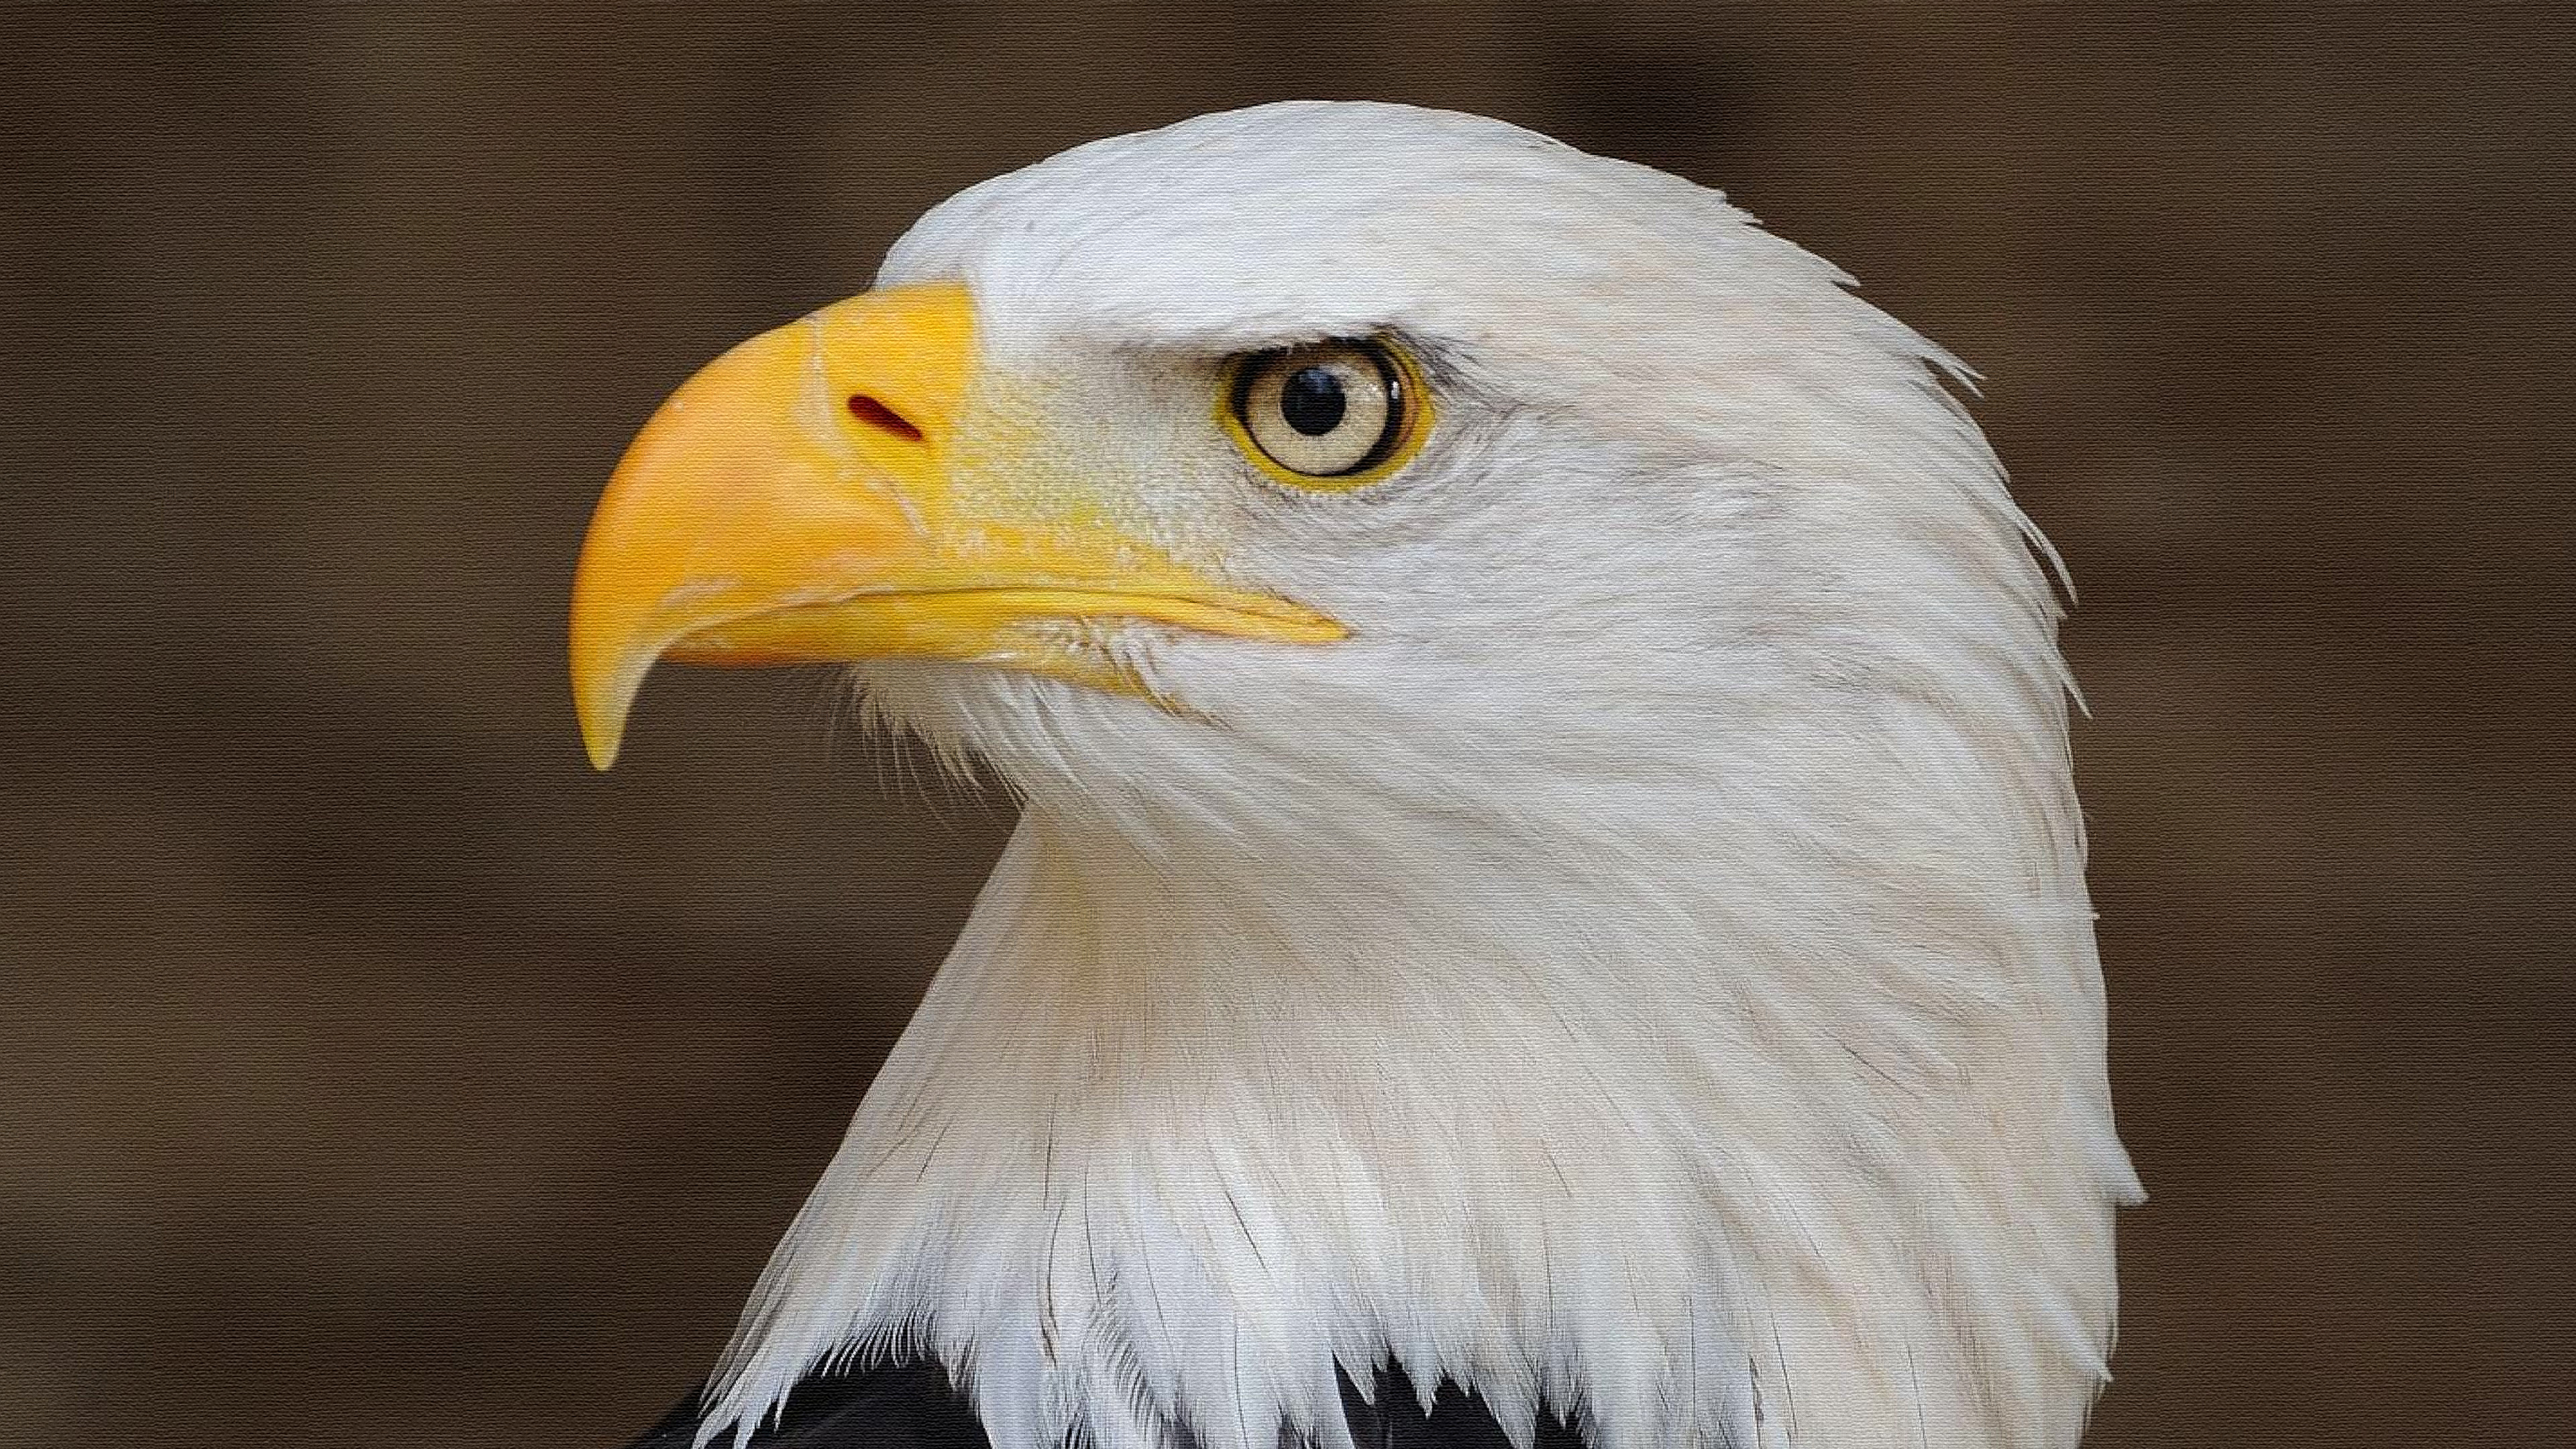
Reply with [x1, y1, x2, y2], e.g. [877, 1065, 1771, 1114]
[1221, 338, 1430, 490]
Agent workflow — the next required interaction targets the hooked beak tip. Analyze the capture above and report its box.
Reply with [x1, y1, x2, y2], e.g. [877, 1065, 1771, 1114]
[571, 645, 647, 772]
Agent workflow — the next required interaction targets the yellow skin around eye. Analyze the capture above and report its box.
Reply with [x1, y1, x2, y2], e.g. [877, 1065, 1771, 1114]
[1218, 340, 1434, 492]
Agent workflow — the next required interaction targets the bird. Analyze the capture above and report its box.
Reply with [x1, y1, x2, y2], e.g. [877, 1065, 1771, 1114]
[568, 101, 2141, 1449]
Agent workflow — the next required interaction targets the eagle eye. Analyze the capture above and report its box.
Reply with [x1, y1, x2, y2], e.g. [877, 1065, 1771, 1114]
[1224, 339, 1426, 488]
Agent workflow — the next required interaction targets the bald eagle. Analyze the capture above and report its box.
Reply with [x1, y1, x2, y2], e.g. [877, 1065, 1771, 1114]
[571, 102, 2139, 1449]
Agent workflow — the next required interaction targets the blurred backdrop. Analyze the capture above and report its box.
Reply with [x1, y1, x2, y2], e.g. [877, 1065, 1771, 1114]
[5, 5, 2571, 1447]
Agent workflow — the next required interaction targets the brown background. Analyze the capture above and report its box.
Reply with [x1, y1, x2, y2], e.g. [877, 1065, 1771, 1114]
[5, 5, 2571, 1447]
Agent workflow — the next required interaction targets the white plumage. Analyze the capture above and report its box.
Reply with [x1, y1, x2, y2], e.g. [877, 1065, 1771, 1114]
[648, 102, 2136, 1449]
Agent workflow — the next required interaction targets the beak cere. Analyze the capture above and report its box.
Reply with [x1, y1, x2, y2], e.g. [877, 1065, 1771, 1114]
[566, 282, 1344, 770]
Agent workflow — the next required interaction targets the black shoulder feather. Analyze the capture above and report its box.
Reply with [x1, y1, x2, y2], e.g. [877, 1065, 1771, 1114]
[624, 1356, 1586, 1449]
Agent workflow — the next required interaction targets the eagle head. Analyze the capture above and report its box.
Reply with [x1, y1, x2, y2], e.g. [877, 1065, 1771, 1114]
[570, 102, 2135, 1449]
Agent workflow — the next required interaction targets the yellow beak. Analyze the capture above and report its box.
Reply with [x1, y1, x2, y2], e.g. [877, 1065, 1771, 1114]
[567, 283, 1344, 769]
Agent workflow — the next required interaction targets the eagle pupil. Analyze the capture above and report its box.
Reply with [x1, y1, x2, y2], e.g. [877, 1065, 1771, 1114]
[1279, 366, 1346, 436]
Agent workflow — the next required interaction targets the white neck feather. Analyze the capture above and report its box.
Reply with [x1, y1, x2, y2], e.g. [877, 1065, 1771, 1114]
[696, 689, 2136, 1449]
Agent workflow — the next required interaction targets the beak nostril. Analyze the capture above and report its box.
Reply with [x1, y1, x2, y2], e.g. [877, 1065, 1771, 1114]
[847, 394, 925, 443]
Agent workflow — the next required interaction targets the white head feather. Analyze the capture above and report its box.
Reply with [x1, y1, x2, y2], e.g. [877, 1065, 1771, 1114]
[694, 101, 2138, 1449]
